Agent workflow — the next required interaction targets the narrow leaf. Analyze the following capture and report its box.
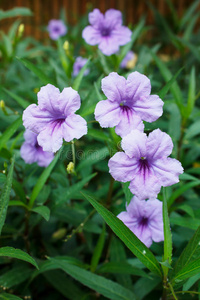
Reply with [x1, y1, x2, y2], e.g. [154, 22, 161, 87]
[3, 88, 29, 109]
[0, 117, 22, 152]
[90, 224, 106, 272]
[163, 188, 172, 268]
[0, 293, 23, 300]
[0, 157, 15, 235]
[82, 192, 162, 277]
[32, 205, 50, 221]
[0, 7, 32, 20]
[29, 148, 62, 208]
[72, 57, 91, 91]
[48, 257, 137, 300]
[158, 67, 183, 99]
[185, 67, 196, 118]
[0, 247, 38, 269]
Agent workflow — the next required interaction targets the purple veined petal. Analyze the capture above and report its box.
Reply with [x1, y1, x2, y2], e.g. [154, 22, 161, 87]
[121, 130, 147, 159]
[134, 224, 153, 248]
[133, 94, 164, 123]
[98, 36, 120, 56]
[147, 129, 173, 160]
[152, 157, 183, 187]
[88, 8, 104, 28]
[58, 87, 81, 115]
[115, 110, 144, 137]
[126, 72, 151, 101]
[37, 121, 64, 153]
[108, 152, 138, 183]
[129, 170, 161, 200]
[111, 26, 132, 45]
[20, 142, 38, 164]
[94, 100, 121, 128]
[82, 26, 102, 45]
[62, 114, 87, 142]
[101, 72, 126, 103]
[23, 104, 53, 133]
[104, 9, 122, 28]
[118, 211, 139, 228]
[37, 84, 61, 112]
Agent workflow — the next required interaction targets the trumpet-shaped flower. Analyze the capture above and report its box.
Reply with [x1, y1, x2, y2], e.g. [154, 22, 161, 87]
[95, 72, 164, 137]
[72, 57, 89, 77]
[82, 8, 132, 56]
[118, 196, 164, 247]
[108, 129, 183, 200]
[47, 19, 67, 40]
[20, 130, 54, 167]
[23, 84, 87, 153]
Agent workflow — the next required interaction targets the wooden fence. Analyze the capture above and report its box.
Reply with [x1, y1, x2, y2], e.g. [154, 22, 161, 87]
[0, 0, 199, 40]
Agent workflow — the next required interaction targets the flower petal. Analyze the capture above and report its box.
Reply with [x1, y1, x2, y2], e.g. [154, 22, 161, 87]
[115, 111, 144, 137]
[20, 142, 37, 164]
[82, 26, 102, 45]
[129, 170, 161, 200]
[121, 129, 147, 159]
[152, 157, 183, 187]
[23, 104, 53, 133]
[126, 72, 151, 100]
[147, 129, 173, 160]
[98, 36, 120, 56]
[101, 72, 126, 102]
[88, 9, 104, 28]
[108, 152, 138, 183]
[62, 114, 87, 142]
[58, 87, 81, 115]
[94, 100, 121, 128]
[133, 94, 164, 122]
[36, 150, 54, 167]
[37, 121, 64, 153]
[104, 9, 122, 28]
[37, 84, 61, 112]
[112, 26, 132, 45]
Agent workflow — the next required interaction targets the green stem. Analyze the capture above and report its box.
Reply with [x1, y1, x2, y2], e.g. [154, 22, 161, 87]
[168, 282, 178, 300]
[71, 140, 76, 167]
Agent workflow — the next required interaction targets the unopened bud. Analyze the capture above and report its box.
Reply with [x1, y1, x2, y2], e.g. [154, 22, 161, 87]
[63, 40, 70, 55]
[126, 54, 138, 69]
[67, 162, 74, 174]
[0, 100, 7, 115]
[18, 23, 24, 38]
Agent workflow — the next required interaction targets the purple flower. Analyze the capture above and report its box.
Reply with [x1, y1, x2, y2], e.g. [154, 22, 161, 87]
[23, 84, 87, 153]
[108, 129, 184, 200]
[94, 72, 164, 137]
[118, 196, 164, 247]
[47, 19, 67, 40]
[72, 57, 89, 77]
[120, 51, 137, 69]
[82, 8, 132, 56]
[20, 130, 54, 167]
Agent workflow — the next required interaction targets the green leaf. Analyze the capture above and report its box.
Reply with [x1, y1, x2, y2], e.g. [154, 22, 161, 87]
[133, 276, 161, 300]
[97, 49, 112, 75]
[16, 57, 56, 86]
[54, 173, 97, 207]
[173, 226, 200, 277]
[29, 148, 62, 208]
[0, 265, 32, 289]
[0, 7, 32, 20]
[48, 257, 137, 300]
[184, 120, 200, 140]
[162, 188, 172, 277]
[170, 215, 200, 230]
[72, 57, 91, 91]
[3, 88, 29, 109]
[183, 273, 200, 291]
[87, 129, 112, 143]
[185, 67, 196, 118]
[90, 224, 106, 272]
[97, 261, 149, 278]
[76, 147, 110, 171]
[122, 182, 133, 205]
[150, 50, 184, 113]
[0, 293, 23, 300]
[168, 181, 200, 208]
[0, 247, 38, 269]
[158, 67, 184, 99]
[173, 257, 200, 283]
[82, 192, 162, 277]
[0, 157, 15, 235]
[0, 117, 22, 152]
[32, 205, 50, 221]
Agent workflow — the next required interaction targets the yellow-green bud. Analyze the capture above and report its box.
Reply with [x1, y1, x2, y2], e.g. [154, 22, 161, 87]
[18, 24, 24, 38]
[67, 162, 74, 174]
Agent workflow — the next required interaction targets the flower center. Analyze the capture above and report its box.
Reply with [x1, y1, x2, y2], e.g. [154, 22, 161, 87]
[101, 27, 111, 37]
[139, 217, 148, 227]
[53, 26, 60, 33]
[35, 141, 41, 150]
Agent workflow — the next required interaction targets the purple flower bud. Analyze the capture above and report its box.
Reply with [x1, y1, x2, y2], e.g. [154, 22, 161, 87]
[82, 9, 132, 56]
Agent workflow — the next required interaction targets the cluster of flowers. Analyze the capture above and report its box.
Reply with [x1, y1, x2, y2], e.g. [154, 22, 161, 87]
[21, 8, 184, 248]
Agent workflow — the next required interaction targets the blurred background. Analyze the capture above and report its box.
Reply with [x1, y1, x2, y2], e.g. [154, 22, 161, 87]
[1, 0, 199, 42]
